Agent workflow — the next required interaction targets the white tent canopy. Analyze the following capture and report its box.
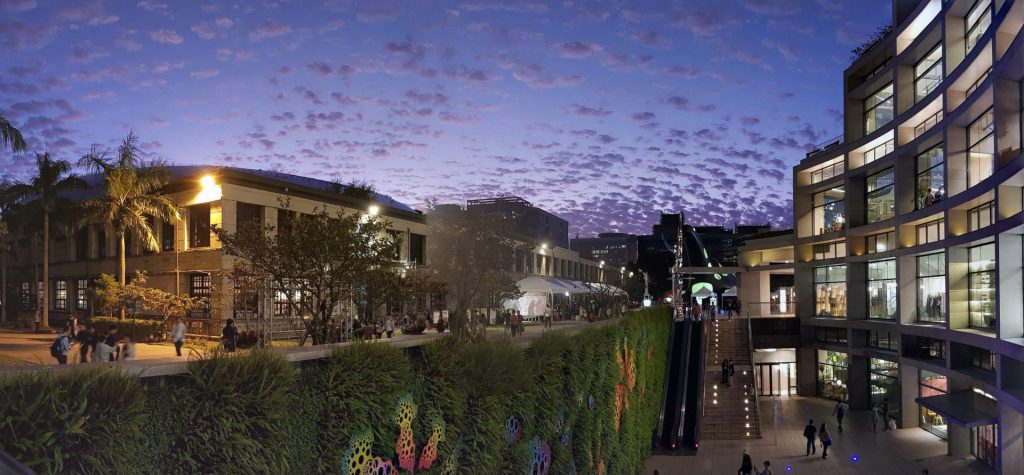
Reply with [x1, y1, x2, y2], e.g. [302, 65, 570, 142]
[723, 286, 738, 297]
[692, 287, 715, 298]
[516, 276, 592, 295]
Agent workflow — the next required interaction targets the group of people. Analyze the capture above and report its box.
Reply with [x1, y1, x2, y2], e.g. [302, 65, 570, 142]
[507, 310, 526, 337]
[352, 316, 397, 340]
[720, 358, 736, 387]
[50, 319, 135, 364]
[802, 419, 834, 459]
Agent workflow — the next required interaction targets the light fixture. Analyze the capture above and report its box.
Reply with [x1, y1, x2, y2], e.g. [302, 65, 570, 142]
[200, 175, 216, 188]
[368, 205, 380, 216]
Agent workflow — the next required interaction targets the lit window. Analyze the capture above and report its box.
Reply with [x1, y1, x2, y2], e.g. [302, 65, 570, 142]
[864, 83, 894, 134]
[914, 45, 943, 101]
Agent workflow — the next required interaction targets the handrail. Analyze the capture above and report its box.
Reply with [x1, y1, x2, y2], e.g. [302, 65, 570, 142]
[745, 315, 762, 434]
[693, 320, 707, 448]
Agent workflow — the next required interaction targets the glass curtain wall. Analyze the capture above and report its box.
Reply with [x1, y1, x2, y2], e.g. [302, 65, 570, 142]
[814, 265, 847, 317]
[813, 188, 846, 235]
[865, 83, 894, 134]
[817, 350, 849, 402]
[919, 370, 947, 439]
[867, 168, 895, 223]
[916, 146, 945, 209]
[914, 45, 943, 101]
[917, 252, 946, 323]
[868, 260, 897, 320]
[965, 0, 992, 55]
[972, 424, 999, 469]
[968, 244, 996, 330]
[870, 358, 899, 424]
[967, 109, 994, 188]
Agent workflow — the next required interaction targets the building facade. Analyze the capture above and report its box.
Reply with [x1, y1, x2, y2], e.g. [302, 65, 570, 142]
[464, 196, 570, 249]
[3, 166, 429, 330]
[792, 0, 1024, 470]
[570, 232, 638, 268]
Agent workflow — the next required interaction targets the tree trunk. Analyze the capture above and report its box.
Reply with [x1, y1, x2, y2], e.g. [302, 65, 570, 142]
[119, 233, 126, 320]
[42, 215, 49, 329]
[1, 249, 6, 324]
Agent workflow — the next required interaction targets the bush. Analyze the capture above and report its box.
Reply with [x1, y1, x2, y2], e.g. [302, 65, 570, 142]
[3, 307, 672, 474]
[89, 316, 165, 342]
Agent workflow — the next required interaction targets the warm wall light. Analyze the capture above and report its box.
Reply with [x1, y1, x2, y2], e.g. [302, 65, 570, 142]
[368, 205, 381, 216]
[194, 174, 222, 203]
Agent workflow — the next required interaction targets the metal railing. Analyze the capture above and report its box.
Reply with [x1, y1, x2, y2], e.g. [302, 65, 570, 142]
[693, 320, 707, 447]
[744, 301, 797, 318]
[805, 134, 844, 159]
[746, 315, 762, 434]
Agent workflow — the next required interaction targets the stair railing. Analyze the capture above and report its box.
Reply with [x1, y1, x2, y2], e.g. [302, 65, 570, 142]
[745, 314, 762, 436]
[692, 320, 707, 448]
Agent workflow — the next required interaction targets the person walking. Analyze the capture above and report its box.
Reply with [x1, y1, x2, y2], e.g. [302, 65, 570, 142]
[221, 319, 238, 352]
[33, 308, 41, 333]
[803, 419, 817, 456]
[66, 314, 78, 340]
[737, 449, 754, 475]
[385, 316, 395, 338]
[721, 358, 731, 386]
[819, 423, 832, 459]
[756, 460, 772, 475]
[872, 404, 882, 432]
[119, 335, 136, 361]
[169, 317, 187, 357]
[50, 328, 71, 364]
[74, 323, 92, 363]
[729, 360, 736, 382]
[881, 398, 890, 431]
[833, 400, 847, 433]
[94, 325, 118, 363]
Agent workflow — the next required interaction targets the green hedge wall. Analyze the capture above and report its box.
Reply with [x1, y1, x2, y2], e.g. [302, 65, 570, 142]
[0, 307, 670, 474]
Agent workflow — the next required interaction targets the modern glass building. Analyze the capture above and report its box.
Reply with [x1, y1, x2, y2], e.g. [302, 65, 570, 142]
[792, 0, 1024, 471]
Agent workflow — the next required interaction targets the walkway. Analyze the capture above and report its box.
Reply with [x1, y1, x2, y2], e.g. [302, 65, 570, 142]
[645, 396, 995, 475]
[701, 318, 761, 440]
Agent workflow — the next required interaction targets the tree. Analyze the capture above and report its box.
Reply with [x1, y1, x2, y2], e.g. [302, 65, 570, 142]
[0, 179, 18, 323]
[214, 205, 400, 345]
[7, 153, 86, 328]
[92, 271, 204, 321]
[0, 115, 26, 154]
[425, 207, 526, 339]
[79, 133, 180, 319]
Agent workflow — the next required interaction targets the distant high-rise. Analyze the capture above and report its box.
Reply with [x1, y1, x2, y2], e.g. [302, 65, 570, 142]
[570, 232, 638, 268]
[463, 197, 570, 249]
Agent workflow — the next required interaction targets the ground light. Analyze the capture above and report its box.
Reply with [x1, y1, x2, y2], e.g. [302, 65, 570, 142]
[851, 455, 859, 462]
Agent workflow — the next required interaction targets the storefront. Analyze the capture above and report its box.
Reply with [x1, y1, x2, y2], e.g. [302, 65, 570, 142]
[972, 423, 999, 469]
[817, 350, 848, 402]
[869, 358, 899, 424]
[918, 370, 947, 439]
[814, 265, 847, 318]
[916, 389, 999, 470]
[753, 348, 797, 397]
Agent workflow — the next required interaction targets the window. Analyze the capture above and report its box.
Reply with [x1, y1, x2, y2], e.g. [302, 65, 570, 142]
[410, 233, 426, 265]
[189, 203, 211, 248]
[54, 280, 67, 310]
[161, 219, 175, 252]
[75, 227, 89, 261]
[916, 219, 945, 245]
[913, 110, 943, 139]
[236, 202, 263, 232]
[914, 45, 943, 101]
[20, 282, 31, 310]
[864, 83, 894, 134]
[869, 359, 899, 422]
[277, 208, 295, 234]
[916, 146, 945, 209]
[967, 109, 994, 188]
[815, 326, 847, 344]
[968, 201, 995, 232]
[812, 241, 846, 260]
[969, 345, 996, 372]
[905, 336, 946, 360]
[971, 424, 999, 469]
[813, 188, 845, 235]
[76, 279, 88, 310]
[870, 330, 897, 351]
[968, 244, 996, 330]
[814, 265, 847, 317]
[817, 350, 849, 402]
[811, 162, 845, 184]
[868, 259, 897, 320]
[919, 370, 948, 439]
[965, 0, 992, 55]
[866, 168, 895, 223]
[863, 139, 895, 164]
[966, 67, 991, 97]
[189, 273, 211, 318]
[866, 231, 896, 254]
[917, 253, 946, 323]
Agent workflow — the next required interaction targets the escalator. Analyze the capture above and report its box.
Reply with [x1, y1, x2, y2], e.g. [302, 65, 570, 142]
[654, 318, 704, 453]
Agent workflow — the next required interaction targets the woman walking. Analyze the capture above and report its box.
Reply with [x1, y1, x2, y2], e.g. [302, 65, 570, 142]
[819, 423, 832, 459]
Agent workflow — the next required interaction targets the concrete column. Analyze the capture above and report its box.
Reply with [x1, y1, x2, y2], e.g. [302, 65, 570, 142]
[797, 346, 818, 397]
[949, 424, 971, 457]
[848, 354, 870, 410]
[997, 233, 1023, 340]
[999, 403, 1024, 473]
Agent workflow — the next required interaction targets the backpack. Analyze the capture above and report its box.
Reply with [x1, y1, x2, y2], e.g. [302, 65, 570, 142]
[49, 335, 66, 357]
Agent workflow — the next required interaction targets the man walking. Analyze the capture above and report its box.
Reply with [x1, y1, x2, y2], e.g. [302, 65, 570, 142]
[872, 404, 882, 432]
[385, 316, 395, 338]
[737, 449, 754, 475]
[169, 317, 187, 357]
[803, 419, 817, 456]
[75, 322, 93, 363]
[833, 400, 847, 433]
[881, 398, 890, 431]
[50, 328, 71, 365]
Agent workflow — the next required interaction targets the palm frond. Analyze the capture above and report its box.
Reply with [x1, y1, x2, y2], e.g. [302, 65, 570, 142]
[0, 116, 27, 152]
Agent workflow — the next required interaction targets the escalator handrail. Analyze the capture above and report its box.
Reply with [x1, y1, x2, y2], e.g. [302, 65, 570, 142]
[692, 320, 707, 447]
[745, 315, 761, 431]
[655, 318, 683, 445]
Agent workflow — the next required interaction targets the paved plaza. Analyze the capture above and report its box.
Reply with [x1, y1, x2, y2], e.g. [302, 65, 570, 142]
[645, 396, 995, 475]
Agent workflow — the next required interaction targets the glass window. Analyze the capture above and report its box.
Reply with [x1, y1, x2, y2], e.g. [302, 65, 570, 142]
[189, 272, 212, 318]
[189, 203, 212, 248]
[863, 139, 895, 164]
[965, 0, 992, 55]
[917, 253, 946, 323]
[236, 202, 263, 232]
[916, 219, 945, 245]
[913, 110, 943, 139]
[812, 241, 846, 260]
[817, 350, 849, 402]
[76, 279, 88, 310]
[968, 244, 996, 330]
[868, 259, 897, 320]
[919, 370, 948, 439]
[813, 188, 846, 235]
[969, 346, 997, 373]
[870, 330, 897, 351]
[972, 423, 999, 469]
[815, 326, 848, 344]
[161, 219, 175, 252]
[867, 168, 895, 223]
[814, 265, 847, 318]
[967, 109, 994, 188]
[870, 358, 899, 423]
[865, 83, 894, 134]
[866, 231, 896, 254]
[20, 282, 31, 310]
[75, 228, 89, 261]
[811, 162, 845, 184]
[914, 45, 943, 101]
[410, 233, 426, 265]
[968, 201, 995, 232]
[54, 280, 67, 310]
[916, 146, 945, 209]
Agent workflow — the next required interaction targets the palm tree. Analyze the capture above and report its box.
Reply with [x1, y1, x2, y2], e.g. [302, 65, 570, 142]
[0, 179, 20, 324]
[8, 153, 87, 329]
[79, 133, 180, 319]
[0, 115, 27, 154]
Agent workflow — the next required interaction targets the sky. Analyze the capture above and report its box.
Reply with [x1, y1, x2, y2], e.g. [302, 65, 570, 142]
[0, 0, 892, 237]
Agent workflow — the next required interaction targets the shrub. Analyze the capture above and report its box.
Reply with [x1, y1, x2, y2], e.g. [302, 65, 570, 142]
[89, 316, 164, 342]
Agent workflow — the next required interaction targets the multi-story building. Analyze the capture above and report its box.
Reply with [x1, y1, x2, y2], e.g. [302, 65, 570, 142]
[2, 166, 429, 329]
[792, 0, 1024, 470]
[570, 232, 638, 268]
[464, 196, 570, 249]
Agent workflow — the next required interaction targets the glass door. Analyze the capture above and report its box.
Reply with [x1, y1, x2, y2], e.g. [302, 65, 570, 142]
[756, 363, 796, 397]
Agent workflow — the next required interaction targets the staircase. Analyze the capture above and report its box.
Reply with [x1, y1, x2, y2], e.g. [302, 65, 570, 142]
[699, 317, 762, 440]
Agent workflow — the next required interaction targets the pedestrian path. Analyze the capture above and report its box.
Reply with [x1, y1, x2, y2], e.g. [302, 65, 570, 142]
[701, 318, 761, 440]
[645, 396, 995, 474]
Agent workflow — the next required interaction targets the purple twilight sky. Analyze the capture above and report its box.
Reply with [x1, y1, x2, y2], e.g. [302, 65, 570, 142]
[0, 0, 890, 237]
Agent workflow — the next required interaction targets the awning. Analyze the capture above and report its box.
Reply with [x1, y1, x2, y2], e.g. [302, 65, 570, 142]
[692, 287, 714, 298]
[585, 282, 627, 295]
[516, 276, 591, 295]
[915, 391, 999, 428]
[723, 286, 738, 297]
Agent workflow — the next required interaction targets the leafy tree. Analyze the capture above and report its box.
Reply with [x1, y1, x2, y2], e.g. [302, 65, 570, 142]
[214, 205, 400, 345]
[0, 115, 26, 154]
[79, 133, 180, 319]
[426, 206, 526, 339]
[91, 271, 204, 320]
[7, 153, 86, 328]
